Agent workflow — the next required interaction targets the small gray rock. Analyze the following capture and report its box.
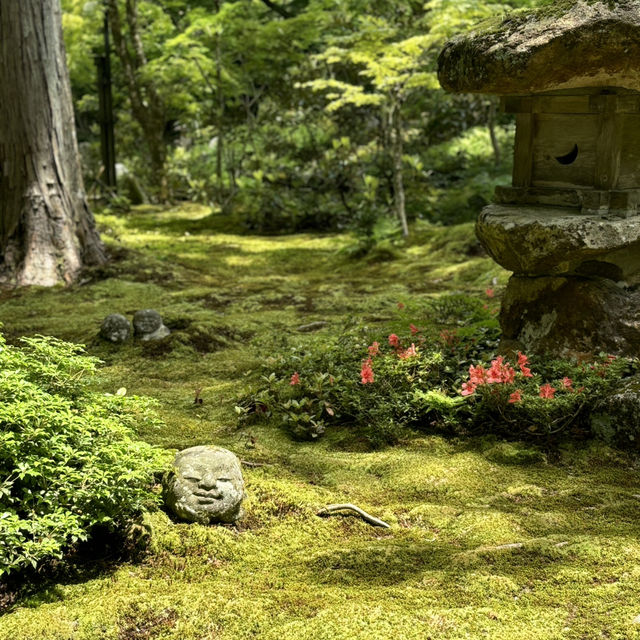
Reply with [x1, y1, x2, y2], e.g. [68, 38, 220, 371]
[133, 309, 170, 341]
[163, 446, 245, 524]
[100, 314, 131, 343]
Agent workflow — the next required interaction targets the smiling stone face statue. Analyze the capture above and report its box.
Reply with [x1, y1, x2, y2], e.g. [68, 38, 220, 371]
[164, 446, 245, 524]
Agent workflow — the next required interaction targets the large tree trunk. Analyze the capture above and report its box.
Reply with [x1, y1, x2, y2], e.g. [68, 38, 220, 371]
[0, 0, 106, 287]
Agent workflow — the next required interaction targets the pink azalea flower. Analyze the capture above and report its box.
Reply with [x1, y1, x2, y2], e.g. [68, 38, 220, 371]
[360, 358, 374, 384]
[398, 343, 418, 360]
[487, 357, 516, 384]
[509, 390, 523, 404]
[517, 352, 533, 378]
[469, 364, 487, 386]
[539, 383, 556, 399]
[461, 381, 477, 396]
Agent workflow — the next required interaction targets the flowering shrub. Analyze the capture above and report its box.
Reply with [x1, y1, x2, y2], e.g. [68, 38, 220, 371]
[243, 295, 637, 445]
[460, 352, 636, 438]
[240, 324, 458, 444]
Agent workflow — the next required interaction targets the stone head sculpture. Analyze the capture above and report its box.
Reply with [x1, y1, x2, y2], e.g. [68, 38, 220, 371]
[164, 446, 245, 524]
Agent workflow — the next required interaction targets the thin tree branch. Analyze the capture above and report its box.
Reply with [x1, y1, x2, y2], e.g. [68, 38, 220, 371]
[317, 503, 391, 528]
[258, 0, 291, 19]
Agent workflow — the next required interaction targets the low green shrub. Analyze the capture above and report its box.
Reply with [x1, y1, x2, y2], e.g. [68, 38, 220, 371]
[0, 333, 164, 576]
[460, 352, 636, 439]
[240, 296, 498, 445]
[242, 296, 637, 446]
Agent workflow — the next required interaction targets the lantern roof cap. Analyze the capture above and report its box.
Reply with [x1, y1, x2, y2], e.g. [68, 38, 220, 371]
[438, 0, 640, 95]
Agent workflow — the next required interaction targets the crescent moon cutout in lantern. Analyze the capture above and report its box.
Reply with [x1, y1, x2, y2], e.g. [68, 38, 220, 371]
[555, 144, 579, 165]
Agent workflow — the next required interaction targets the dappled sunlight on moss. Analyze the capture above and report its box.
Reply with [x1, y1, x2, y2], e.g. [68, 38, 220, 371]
[2, 204, 640, 639]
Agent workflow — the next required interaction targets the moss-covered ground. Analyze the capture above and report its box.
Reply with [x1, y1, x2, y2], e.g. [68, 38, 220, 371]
[2, 205, 640, 639]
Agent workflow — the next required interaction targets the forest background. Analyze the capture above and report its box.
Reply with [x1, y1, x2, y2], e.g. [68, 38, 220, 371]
[9, 4, 640, 638]
[63, 0, 541, 238]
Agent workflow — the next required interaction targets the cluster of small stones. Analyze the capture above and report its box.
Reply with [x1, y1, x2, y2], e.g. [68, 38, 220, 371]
[99, 309, 170, 344]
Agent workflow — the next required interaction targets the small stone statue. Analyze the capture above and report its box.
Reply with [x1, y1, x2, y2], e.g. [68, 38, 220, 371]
[163, 446, 245, 524]
[133, 309, 170, 341]
[100, 313, 131, 343]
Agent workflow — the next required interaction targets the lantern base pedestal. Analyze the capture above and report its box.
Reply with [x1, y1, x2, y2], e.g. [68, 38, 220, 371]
[499, 275, 640, 358]
[477, 204, 640, 281]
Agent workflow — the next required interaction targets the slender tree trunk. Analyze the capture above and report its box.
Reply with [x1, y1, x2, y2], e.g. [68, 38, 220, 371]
[390, 102, 409, 238]
[488, 97, 501, 166]
[107, 0, 168, 201]
[215, 0, 225, 205]
[0, 0, 106, 287]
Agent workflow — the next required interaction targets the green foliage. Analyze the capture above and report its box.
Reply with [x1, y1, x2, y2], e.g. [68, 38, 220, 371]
[4, 206, 640, 639]
[245, 293, 638, 446]
[242, 295, 499, 445]
[61, 0, 530, 227]
[463, 353, 638, 440]
[0, 333, 163, 576]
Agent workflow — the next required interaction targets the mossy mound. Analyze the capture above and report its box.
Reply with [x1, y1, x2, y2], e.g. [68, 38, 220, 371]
[2, 205, 640, 639]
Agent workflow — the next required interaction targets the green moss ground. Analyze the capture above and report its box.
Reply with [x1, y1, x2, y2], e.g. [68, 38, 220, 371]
[1, 205, 640, 639]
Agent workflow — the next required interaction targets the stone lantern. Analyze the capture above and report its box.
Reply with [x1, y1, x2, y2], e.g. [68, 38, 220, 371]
[438, 1, 640, 357]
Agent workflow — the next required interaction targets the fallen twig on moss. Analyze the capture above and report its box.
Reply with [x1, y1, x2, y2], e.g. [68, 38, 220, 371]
[241, 460, 271, 468]
[316, 503, 390, 528]
[484, 540, 568, 551]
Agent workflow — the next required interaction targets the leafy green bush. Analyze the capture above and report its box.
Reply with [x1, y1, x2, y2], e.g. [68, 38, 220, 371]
[0, 333, 164, 576]
[242, 296, 638, 446]
[459, 352, 637, 439]
[240, 296, 498, 445]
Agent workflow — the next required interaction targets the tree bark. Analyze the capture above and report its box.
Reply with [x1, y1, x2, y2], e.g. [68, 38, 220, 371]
[390, 101, 409, 238]
[0, 0, 106, 287]
[488, 97, 501, 166]
[107, 0, 168, 201]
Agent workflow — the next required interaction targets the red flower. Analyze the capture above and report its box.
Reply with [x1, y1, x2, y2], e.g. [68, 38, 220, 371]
[398, 343, 418, 360]
[368, 341, 380, 357]
[485, 288, 495, 298]
[469, 364, 487, 386]
[397, 302, 405, 310]
[517, 352, 533, 378]
[461, 381, 477, 396]
[410, 323, 419, 335]
[509, 390, 523, 404]
[388, 334, 400, 348]
[486, 356, 516, 384]
[360, 358, 374, 384]
[562, 377, 573, 390]
[539, 383, 556, 399]
[290, 372, 300, 386]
